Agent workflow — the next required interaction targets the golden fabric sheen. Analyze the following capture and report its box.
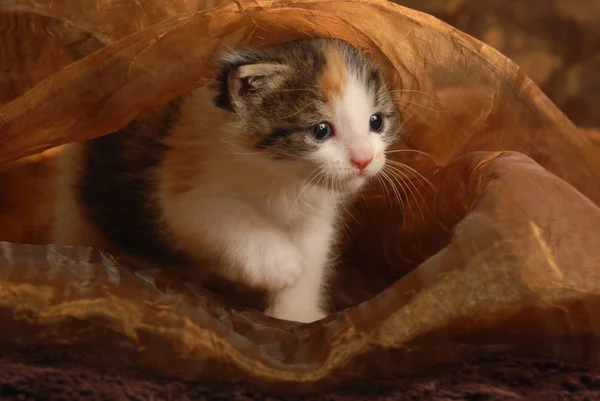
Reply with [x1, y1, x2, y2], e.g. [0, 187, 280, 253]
[0, 0, 599, 394]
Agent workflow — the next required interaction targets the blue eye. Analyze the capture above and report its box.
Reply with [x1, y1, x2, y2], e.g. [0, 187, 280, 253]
[310, 122, 333, 140]
[370, 113, 384, 132]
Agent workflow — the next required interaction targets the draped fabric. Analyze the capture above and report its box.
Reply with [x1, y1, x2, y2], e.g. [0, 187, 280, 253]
[0, 0, 599, 394]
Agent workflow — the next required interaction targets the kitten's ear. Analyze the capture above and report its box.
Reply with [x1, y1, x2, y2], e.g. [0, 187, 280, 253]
[226, 63, 289, 111]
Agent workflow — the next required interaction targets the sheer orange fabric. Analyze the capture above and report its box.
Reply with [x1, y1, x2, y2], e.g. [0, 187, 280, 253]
[0, 0, 599, 394]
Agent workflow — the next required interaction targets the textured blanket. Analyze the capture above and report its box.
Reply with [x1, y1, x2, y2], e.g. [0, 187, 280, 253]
[2, 347, 600, 400]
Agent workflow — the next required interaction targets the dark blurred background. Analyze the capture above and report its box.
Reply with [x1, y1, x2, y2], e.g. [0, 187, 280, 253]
[395, 0, 600, 129]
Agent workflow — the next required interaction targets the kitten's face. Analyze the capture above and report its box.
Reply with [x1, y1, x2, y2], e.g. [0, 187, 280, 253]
[215, 38, 399, 194]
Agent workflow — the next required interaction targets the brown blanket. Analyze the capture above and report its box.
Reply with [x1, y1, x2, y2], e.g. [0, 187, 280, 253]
[2, 346, 600, 400]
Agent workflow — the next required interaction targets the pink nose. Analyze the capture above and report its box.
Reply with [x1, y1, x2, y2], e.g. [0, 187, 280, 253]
[350, 157, 373, 171]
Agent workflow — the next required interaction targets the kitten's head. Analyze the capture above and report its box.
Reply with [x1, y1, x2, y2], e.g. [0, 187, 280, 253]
[214, 38, 399, 193]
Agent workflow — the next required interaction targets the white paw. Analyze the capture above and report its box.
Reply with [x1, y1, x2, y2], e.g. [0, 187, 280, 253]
[240, 233, 303, 291]
[265, 305, 327, 323]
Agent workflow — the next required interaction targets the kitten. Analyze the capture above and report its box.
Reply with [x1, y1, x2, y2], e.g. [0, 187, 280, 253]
[53, 38, 399, 323]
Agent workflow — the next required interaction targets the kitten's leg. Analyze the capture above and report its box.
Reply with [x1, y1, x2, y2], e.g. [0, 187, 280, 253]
[265, 215, 336, 323]
[165, 196, 304, 291]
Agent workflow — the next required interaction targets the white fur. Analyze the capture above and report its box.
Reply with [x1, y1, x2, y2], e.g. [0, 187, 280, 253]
[159, 95, 340, 322]
[54, 65, 391, 324]
[158, 72, 390, 323]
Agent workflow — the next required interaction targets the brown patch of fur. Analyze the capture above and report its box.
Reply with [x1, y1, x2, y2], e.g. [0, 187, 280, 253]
[160, 90, 229, 198]
[53, 143, 111, 251]
[319, 44, 349, 105]
[162, 135, 205, 197]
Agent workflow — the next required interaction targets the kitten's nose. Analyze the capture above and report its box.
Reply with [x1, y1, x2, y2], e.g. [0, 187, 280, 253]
[350, 156, 373, 172]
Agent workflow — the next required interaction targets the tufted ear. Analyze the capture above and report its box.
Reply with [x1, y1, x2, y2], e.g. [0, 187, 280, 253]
[224, 62, 289, 112]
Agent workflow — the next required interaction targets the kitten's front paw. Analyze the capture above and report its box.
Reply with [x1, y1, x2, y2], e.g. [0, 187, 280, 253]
[241, 234, 303, 291]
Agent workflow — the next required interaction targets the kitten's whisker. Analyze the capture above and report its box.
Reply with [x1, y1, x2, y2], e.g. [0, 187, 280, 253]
[386, 88, 437, 97]
[397, 102, 433, 122]
[376, 171, 398, 211]
[386, 159, 455, 225]
[339, 199, 359, 224]
[384, 169, 413, 223]
[280, 100, 320, 120]
[395, 162, 454, 217]
[380, 168, 410, 219]
[385, 86, 447, 111]
[294, 166, 325, 205]
[386, 160, 444, 202]
[325, 171, 334, 195]
[385, 163, 427, 201]
[314, 170, 327, 194]
[374, 173, 394, 209]
[396, 99, 447, 114]
[385, 149, 440, 163]
[374, 84, 393, 100]
[382, 169, 419, 227]
[384, 165, 426, 226]
[376, 171, 399, 206]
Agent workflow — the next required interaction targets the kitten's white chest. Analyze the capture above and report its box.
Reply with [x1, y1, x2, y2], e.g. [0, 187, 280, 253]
[257, 185, 338, 234]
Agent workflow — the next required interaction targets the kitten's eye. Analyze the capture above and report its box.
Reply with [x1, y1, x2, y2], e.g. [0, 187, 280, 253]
[310, 122, 334, 141]
[370, 113, 385, 132]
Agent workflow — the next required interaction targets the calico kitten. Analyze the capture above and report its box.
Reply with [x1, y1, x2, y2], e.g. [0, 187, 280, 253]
[53, 38, 399, 323]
